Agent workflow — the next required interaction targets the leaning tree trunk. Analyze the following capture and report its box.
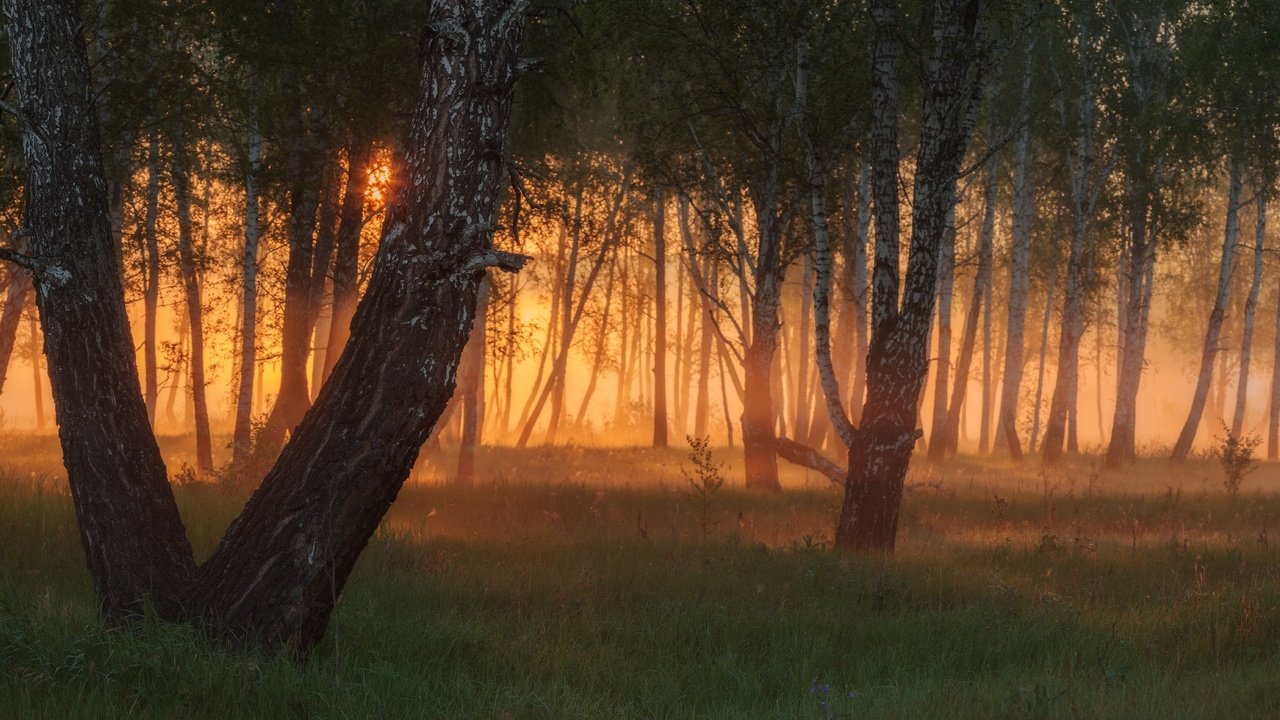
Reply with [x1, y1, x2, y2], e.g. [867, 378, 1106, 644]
[6, 0, 530, 652]
[835, 0, 991, 552]
[3, 0, 196, 618]
[1231, 181, 1266, 437]
[0, 262, 31, 398]
[186, 0, 530, 649]
[1170, 155, 1243, 461]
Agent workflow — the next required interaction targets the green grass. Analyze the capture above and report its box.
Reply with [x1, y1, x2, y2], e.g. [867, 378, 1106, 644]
[3, 437, 1280, 718]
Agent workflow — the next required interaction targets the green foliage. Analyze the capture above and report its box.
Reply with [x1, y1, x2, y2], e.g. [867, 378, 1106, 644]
[1213, 425, 1261, 498]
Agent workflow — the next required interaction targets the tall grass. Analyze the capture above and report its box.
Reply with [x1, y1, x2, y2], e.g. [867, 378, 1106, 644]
[1, 441, 1279, 718]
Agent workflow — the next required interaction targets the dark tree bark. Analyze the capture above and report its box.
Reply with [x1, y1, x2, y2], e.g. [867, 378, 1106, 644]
[652, 187, 669, 446]
[835, 0, 990, 552]
[4, 0, 196, 617]
[6, 0, 530, 652]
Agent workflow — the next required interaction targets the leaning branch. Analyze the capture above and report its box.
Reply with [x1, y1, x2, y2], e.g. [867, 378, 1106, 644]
[463, 248, 532, 275]
[0, 246, 40, 274]
[774, 436, 845, 484]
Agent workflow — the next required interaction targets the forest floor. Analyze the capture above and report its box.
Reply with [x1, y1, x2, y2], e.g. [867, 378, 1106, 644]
[2, 435, 1280, 718]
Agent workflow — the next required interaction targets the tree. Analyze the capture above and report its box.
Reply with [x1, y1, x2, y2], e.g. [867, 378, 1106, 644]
[4, 0, 531, 651]
[812, 0, 992, 551]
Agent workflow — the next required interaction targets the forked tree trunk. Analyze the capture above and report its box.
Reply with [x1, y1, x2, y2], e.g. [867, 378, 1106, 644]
[5, 0, 529, 651]
[835, 0, 990, 551]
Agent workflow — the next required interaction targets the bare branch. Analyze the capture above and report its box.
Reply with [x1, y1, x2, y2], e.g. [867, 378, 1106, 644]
[464, 249, 532, 275]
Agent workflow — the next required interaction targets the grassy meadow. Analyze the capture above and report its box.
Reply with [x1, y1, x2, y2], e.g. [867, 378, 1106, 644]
[2, 434, 1280, 718]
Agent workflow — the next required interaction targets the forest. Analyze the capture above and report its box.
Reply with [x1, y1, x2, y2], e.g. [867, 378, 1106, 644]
[2, 0, 1280, 717]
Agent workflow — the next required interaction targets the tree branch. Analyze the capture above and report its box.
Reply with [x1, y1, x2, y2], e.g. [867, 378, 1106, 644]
[0, 246, 40, 274]
[464, 248, 532, 274]
[774, 436, 845, 484]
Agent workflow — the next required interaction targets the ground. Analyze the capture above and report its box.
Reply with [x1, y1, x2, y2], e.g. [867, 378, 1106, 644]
[2, 436, 1280, 718]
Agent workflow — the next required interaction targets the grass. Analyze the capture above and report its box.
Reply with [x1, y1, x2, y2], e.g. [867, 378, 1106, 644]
[2, 435, 1280, 718]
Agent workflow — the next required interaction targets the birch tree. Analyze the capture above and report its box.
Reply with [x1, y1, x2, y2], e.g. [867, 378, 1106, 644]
[3, 0, 531, 652]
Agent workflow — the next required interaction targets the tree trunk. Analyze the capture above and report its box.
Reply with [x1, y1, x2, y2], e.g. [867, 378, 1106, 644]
[0, 264, 31, 398]
[926, 213, 956, 462]
[1106, 228, 1157, 468]
[652, 187, 669, 446]
[1029, 272, 1056, 454]
[6, 0, 529, 651]
[171, 128, 214, 474]
[1231, 181, 1266, 437]
[324, 136, 373, 382]
[940, 155, 996, 457]
[142, 123, 161, 425]
[1170, 155, 1243, 460]
[742, 200, 786, 491]
[259, 112, 324, 452]
[307, 164, 341, 399]
[793, 254, 813, 439]
[456, 277, 491, 486]
[4, 0, 196, 617]
[694, 250, 714, 438]
[30, 312, 45, 431]
[573, 259, 616, 430]
[836, 0, 990, 551]
[995, 31, 1036, 461]
[1039, 209, 1087, 464]
[233, 101, 262, 463]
